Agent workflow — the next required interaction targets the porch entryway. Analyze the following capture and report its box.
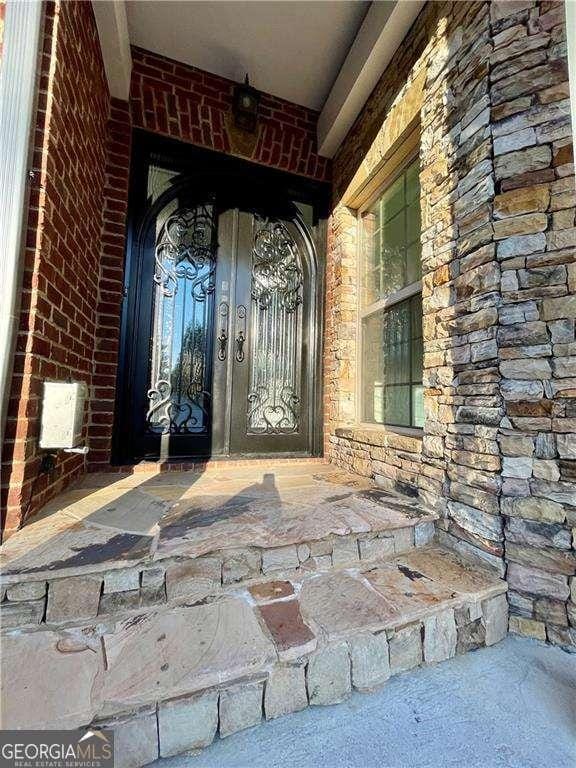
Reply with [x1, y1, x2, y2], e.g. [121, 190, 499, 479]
[1, 458, 507, 743]
[113, 136, 326, 465]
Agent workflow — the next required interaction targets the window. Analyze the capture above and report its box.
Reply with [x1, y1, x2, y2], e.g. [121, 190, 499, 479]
[360, 157, 423, 429]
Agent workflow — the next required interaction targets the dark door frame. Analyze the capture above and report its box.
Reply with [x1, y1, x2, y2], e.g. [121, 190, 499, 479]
[112, 130, 330, 465]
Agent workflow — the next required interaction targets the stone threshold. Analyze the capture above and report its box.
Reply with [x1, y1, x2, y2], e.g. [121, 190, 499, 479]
[91, 456, 328, 476]
[1, 545, 508, 767]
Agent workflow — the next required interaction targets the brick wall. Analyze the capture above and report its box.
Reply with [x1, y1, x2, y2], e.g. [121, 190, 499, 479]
[0, 0, 5, 63]
[1, 0, 110, 537]
[88, 100, 131, 472]
[325, 0, 575, 648]
[130, 46, 330, 182]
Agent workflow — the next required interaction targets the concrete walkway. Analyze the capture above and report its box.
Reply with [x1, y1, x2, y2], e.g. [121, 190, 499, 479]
[151, 636, 576, 768]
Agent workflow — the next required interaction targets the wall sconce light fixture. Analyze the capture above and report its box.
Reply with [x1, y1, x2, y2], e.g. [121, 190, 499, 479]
[233, 74, 260, 133]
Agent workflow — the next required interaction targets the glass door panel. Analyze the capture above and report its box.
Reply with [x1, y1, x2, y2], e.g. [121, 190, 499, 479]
[229, 210, 312, 455]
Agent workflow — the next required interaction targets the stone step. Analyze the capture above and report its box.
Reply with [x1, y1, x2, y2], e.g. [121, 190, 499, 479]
[0, 464, 438, 630]
[1, 544, 508, 767]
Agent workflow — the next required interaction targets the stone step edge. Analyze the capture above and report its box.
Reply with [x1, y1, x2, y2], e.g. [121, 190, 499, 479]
[0, 522, 438, 630]
[0, 508, 438, 587]
[92, 590, 509, 767]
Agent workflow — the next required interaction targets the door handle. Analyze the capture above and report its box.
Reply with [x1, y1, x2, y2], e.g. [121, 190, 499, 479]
[235, 330, 245, 362]
[217, 300, 229, 361]
[217, 328, 228, 361]
[235, 304, 247, 363]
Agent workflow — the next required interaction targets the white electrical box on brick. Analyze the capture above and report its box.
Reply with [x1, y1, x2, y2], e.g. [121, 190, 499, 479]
[39, 381, 88, 450]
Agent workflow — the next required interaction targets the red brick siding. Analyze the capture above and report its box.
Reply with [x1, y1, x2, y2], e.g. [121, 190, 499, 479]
[130, 46, 330, 182]
[1, 0, 110, 537]
[88, 99, 131, 471]
[0, 0, 5, 63]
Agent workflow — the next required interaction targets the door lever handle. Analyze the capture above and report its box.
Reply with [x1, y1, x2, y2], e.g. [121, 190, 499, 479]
[217, 328, 228, 361]
[235, 304, 247, 363]
[217, 300, 229, 361]
[235, 330, 245, 362]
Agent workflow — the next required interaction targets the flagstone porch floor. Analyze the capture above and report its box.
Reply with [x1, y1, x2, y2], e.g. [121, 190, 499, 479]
[0, 460, 437, 582]
[1, 458, 509, 762]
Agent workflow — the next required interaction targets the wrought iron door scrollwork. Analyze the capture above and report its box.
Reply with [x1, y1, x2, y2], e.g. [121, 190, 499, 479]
[251, 217, 303, 311]
[153, 207, 216, 299]
[246, 216, 304, 435]
[247, 384, 300, 434]
[146, 204, 217, 435]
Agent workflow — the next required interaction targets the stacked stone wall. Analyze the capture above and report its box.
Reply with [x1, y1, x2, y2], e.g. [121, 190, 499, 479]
[325, 0, 575, 647]
[489, 0, 575, 646]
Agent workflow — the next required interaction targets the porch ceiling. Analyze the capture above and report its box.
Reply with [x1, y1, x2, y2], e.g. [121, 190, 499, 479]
[93, 1, 425, 157]
[125, 0, 371, 111]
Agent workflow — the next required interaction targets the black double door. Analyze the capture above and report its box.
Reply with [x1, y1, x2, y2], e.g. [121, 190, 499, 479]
[114, 139, 325, 463]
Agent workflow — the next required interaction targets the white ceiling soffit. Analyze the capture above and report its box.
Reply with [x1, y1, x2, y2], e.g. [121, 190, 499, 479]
[92, 0, 132, 100]
[125, 0, 370, 111]
[318, 0, 426, 158]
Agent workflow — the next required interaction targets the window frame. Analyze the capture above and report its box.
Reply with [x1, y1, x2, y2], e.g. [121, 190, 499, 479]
[356, 149, 423, 434]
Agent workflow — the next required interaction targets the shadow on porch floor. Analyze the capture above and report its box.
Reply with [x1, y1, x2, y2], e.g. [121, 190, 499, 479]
[0, 460, 435, 581]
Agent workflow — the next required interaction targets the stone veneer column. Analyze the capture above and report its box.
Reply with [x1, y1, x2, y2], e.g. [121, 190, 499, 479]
[323, 206, 359, 455]
[419, 2, 505, 575]
[488, 0, 575, 647]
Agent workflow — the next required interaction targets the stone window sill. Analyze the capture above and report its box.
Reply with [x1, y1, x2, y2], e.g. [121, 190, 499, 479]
[334, 424, 423, 449]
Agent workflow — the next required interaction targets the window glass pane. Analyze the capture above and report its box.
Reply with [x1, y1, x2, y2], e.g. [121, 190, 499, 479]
[385, 385, 411, 426]
[381, 174, 404, 222]
[360, 154, 423, 429]
[411, 336, 423, 381]
[412, 385, 424, 428]
[412, 295, 424, 427]
[382, 211, 406, 252]
[405, 160, 420, 204]
[147, 164, 179, 203]
[410, 293, 423, 383]
[411, 294, 423, 336]
[406, 243, 421, 286]
[368, 203, 381, 234]
[406, 201, 421, 247]
[361, 158, 421, 306]
[382, 302, 410, 386]
[361, 210, 380, 306]
[381, 213, 406, 294]
[362, 312, 384, 423]
[362, 294, 424, 429]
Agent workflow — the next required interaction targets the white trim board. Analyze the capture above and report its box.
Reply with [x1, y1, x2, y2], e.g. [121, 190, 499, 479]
[92, 0, 132, 101]
[0, 0, 44, 442]
[318, 0, 425, 158]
